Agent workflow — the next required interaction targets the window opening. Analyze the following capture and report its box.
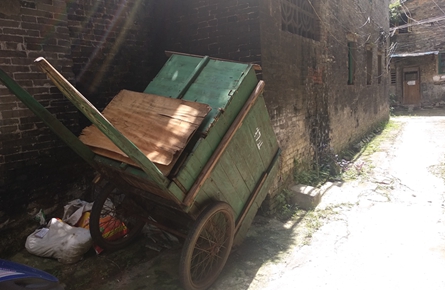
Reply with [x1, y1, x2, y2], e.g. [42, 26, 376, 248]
[399, 13, 410, 33]
[391, 70, 396, 85]
[281, 0, 320, 41]
[366, 48, 373, 85]
[439, 52, 445, 74]
[404, 71, 418, 81]
[377, 55, 382, 84]
[348, 42, 356, 85]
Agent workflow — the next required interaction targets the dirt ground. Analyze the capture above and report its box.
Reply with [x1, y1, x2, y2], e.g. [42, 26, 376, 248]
[8, 107, 445, 289]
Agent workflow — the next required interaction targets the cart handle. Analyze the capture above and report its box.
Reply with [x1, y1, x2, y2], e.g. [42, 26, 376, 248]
[183, 80, 266, 207]
[0, 68, 96, 168]
[34, 57, 169, 190]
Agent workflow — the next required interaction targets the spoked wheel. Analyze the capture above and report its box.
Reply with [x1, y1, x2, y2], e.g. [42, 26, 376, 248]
[90, 182, 145, 251]
[179, 202, 235, 290]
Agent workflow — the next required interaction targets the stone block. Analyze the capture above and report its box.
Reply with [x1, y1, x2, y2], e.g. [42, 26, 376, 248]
[289, 184, 321, 210]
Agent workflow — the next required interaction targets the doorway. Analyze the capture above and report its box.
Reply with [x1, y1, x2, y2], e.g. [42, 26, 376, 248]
[402, 67, 420, 105]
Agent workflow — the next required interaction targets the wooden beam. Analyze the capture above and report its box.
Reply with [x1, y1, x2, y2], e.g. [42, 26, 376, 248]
[182, 80, 266, 207]
[34, 57, 170, 191]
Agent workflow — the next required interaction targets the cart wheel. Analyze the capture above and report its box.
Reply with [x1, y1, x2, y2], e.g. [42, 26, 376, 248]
[179, 201, 235, 290]
[90, 182, 145, 251]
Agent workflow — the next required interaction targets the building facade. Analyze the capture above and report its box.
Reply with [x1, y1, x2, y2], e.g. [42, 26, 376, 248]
[0, 0, 390, 219]
[390, 0, 445, 106]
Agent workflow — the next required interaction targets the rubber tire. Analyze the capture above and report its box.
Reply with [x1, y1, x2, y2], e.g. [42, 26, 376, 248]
[90, 182, 145, 251]
[179, 201, 235, 290]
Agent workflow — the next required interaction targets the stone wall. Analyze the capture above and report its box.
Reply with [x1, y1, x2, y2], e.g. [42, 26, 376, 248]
[0, 0, 158, 218]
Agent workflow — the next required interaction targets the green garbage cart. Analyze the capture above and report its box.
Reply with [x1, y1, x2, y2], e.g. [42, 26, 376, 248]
[0, 52, 280, 290]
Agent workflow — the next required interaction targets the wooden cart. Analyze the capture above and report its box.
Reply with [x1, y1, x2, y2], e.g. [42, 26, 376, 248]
[0, 53, 280, 290]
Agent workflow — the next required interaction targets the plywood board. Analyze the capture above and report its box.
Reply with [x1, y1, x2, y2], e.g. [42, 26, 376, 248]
[79, 90, 211, 174]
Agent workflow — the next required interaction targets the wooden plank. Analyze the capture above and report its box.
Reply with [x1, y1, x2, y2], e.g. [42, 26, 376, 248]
[234, 149, 281, 245]
[34, 57, 170, 189]
[0, 68, 96, 168]
[214, 151, 251, 217]
[207, 165, 244, 216]
[244, 96, 279, 168]
[183, 81, 265, 206]
[224, 137, 257, 191]
[79, 89, 211, 169]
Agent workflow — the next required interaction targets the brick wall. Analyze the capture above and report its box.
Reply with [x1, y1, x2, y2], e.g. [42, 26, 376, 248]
[323, 0, 390, 152]
[0, 0, 158, 219]
[260, 0, 390, 196]
[158, 0, 262, 64]
[67, 0, 159, 112]
[392, 0, 445, 54]
[0, 0, 82, 215]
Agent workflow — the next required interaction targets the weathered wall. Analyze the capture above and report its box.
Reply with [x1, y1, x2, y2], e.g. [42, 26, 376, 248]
[391, 55, 445, 105]
[0, 0, 157, 220]
[390, 0, 445, 105]
[259, 0, 389, 186]
[391, 0, 445, 54]
[324, 0, 390, 152]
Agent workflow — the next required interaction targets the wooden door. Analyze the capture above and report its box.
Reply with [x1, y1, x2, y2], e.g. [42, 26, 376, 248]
[402, 68, 420, 105]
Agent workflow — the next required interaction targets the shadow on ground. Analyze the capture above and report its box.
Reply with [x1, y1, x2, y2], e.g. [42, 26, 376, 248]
[6, 204, 316, 290]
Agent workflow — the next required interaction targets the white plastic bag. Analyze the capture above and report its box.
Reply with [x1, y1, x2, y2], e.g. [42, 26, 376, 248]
[25, 218, 92, 264]
[62, 199, 93, 226]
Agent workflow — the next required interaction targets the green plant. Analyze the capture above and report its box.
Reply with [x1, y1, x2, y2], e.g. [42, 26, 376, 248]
[294, 158, 335, 187]
[389, 1, 402, 27]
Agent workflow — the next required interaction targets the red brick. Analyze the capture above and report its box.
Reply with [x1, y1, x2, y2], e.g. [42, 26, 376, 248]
[0, 58, 12, 65]
[13, 72, 47, 80]
[0, 35, 24, 42]
[0, 51, 27, 58]
[21, 8, 53, 18]
[21, 15, 37, 23]
[0, 19, 20, 28]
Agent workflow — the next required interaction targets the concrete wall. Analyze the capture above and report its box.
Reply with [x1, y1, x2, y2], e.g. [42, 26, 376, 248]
[0, 0, 158, 217]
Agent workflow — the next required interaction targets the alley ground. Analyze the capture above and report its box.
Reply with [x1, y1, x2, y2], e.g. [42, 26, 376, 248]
[9, 108, 445, 289]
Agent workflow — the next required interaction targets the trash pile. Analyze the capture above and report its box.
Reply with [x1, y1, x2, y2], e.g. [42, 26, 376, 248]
[24, 199, 178, 264]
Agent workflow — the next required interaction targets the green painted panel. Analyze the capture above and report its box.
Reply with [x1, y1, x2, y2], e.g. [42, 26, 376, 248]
[234, 150, 280, 245]
[144, 55, 202, 97]
[174, 129, 224, 190]
[206, 165, 245, 217]
[243, 96, 279, 169]
[193, 176, 220, 207]
[223, 131, 258, 192]
[183, 68, 258, 134]
[210, 154, 251, 218]
[167, 182, 187, 204]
